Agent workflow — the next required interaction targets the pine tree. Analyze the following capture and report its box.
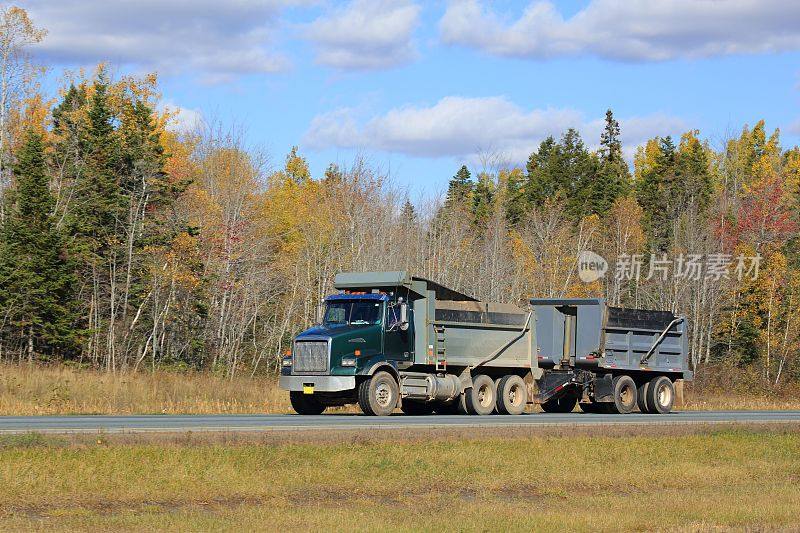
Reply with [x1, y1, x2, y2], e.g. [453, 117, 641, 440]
[0, 130, 79, 360]
[526, 129, 596, 220]
[445, 165, 473, 208]
[472, 172, 495, 224]
[401, 198, 417, 221]
[590, 109, 631, 215]
[676, 130, 713, 216]
[525, 136, 559, 206]
[69, 75, 124, 256]
[503, 167, 527, 225]
[120, 97, 181, 248]
[637, 136, 677, 252]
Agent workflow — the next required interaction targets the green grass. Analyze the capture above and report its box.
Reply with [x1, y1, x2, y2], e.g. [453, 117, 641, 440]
[1, 428, 799, 531]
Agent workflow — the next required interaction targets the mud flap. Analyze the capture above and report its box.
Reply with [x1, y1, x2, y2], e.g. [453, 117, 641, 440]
[593, 373, 613, 402]
[536, 370, 576, 403]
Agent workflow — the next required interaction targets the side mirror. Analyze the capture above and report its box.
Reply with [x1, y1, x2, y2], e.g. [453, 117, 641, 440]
[399, 302, 409, 331]
[315, 303, 324, 324]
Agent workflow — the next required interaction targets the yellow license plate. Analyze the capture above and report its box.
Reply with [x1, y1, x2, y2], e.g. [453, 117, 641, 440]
[303, 384, 314, 395]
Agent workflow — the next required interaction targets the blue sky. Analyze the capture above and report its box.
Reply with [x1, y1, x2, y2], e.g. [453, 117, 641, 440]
[16, 0, 800, 200]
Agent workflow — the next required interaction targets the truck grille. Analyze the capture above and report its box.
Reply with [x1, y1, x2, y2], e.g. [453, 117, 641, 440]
[293, 341, 329, 373]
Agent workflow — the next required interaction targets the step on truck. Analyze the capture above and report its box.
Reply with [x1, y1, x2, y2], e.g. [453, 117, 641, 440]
[279, 271, 692, 416]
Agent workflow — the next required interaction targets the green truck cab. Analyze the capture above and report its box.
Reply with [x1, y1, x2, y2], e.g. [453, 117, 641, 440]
[280, 288, 415, 415]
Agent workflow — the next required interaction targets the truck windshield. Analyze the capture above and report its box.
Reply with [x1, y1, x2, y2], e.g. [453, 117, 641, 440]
[324, 300, 382, 326]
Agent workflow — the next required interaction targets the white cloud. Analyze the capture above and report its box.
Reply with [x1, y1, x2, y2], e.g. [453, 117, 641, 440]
[440, 0, 800, 61]
[20, 0, 299, 80]
[304, 96, 687, 162]
[305, 0, 420, 70]
[159, 102, 204, 134]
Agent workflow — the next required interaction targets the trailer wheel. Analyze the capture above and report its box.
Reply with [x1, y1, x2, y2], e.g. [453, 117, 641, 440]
[645, 376, 674, 414]
[611, 375, 637, 414]
[464, 374, 497, 415]
[496, 375, 527, 415]
[358, 371, 399, 416]
[637, 381, 650, 413]
[289, 391, 326, 415]
[541, 394, 577, 413]
[400, 400, 435, 416]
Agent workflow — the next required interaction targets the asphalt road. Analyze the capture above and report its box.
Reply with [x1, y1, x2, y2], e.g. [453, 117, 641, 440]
[0, 410, 799, 434]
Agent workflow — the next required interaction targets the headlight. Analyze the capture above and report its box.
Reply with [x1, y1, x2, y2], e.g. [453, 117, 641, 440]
[341, 357, 356, 367]
[282, 356, 292, 367]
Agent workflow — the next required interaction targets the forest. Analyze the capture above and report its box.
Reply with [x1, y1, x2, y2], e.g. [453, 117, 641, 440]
[1, 6, 799, 390]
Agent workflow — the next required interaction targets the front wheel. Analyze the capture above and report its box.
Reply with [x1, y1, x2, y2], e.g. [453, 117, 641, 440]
[289, 391, 326, 415]
[358, 371, 399, 416]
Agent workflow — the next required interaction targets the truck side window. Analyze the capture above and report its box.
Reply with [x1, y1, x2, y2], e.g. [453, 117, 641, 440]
[386, 303, 400, 329]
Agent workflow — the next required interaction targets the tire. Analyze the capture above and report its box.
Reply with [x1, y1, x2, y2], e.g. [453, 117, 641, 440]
[541, 394, 578, 413]
[611, 375, 637, 414]
[432, 399, 461, 415]
[400, 400, 435, 416]
[357, 371, 399, 416]
[579, 401, 601, 413]
[496, 375, 527, 415]
[289, 391, 326, 415]
[464, 374, 497, 415]
[637, 381, 650, 413]
[645, 376, 675, 414]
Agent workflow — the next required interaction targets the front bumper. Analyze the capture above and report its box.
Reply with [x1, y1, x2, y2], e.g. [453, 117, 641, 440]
[279, 375, 356, 392]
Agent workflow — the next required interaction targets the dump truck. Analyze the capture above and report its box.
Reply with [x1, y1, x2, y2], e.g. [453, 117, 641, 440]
[279, 271, 691, 416]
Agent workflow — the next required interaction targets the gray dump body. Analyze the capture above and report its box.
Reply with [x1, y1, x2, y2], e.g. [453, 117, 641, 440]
[430, 300, 534, 370]
[531, 298, 691, 379]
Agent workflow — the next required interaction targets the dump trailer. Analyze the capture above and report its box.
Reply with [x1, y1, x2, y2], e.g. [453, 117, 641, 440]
[279, 271, 691, 416]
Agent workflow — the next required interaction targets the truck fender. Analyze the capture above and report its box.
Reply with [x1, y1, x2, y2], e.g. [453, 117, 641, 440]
[361, 361, 400, 382]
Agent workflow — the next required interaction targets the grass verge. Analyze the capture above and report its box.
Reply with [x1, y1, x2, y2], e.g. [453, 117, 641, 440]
[0, 426, 799, 531]
[1, 363, 799, 415]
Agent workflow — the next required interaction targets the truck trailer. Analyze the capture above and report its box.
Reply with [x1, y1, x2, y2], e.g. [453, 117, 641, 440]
[279, 271, 691, 416]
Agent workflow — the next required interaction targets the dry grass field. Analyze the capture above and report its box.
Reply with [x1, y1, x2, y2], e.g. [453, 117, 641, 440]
[0, 364, 291, 415]
[0, 427, 799, 531]
[1, 363, 799, 416]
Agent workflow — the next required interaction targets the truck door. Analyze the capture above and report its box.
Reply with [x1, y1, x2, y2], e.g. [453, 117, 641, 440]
[384, 301, 413, 362]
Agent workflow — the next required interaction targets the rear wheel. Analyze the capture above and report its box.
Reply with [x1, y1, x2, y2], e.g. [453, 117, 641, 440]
[400, 400, 435, 416]
[358, 371, 399, 416]
[645, 376, 675, 414]
[637, 381, 650, 413]
[496, 375, 527, 415]
[289, 391, 326, 415]
[464, 374, 497, 415]
[541, 394, 578, 413]
[610, 375, 637, 414]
